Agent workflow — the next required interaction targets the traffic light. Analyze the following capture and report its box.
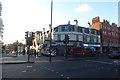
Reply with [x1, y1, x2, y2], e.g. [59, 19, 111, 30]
[25, 31, 28, 39]
[32, 32, 35, 39]
[66, 35, 69, 44]
[64, 36, 67, 44]
[26, 37, 33, 46]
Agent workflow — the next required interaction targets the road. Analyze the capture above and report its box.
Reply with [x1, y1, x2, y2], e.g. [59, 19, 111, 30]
[1, 54, 120, 80]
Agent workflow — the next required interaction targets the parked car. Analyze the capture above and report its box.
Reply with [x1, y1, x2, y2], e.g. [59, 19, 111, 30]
[41, 51, 56, 57]
[108, 51, 120, 59]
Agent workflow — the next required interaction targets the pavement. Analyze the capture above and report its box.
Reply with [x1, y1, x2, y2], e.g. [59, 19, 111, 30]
[0, 52, 118, 64]
[1, 52, 65, 64]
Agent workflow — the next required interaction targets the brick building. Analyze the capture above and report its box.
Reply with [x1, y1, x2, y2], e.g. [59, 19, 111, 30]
[92, 16, 101, 30]
[118, 27, 120, 50]
[91, 16, 119, 53]
[101, 20, 119, 52]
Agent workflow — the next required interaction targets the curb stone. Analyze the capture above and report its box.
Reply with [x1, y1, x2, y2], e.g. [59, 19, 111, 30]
[1, 61, 34, 64]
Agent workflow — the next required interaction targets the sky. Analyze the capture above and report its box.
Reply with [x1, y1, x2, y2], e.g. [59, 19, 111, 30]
[0, 0, 119, 44]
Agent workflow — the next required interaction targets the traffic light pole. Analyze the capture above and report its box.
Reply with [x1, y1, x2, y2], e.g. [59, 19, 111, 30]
[65, 43, 68, 60]
[27, 46, 30, 63]
[64, 35, 69, 60]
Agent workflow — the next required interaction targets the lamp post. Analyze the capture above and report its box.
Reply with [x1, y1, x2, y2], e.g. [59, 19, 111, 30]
[49, 0, 53, 61]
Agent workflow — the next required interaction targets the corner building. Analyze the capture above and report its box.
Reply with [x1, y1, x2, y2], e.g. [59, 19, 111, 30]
[53, 22, 101, 55]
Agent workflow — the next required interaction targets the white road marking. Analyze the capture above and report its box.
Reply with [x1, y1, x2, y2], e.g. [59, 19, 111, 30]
[33, 69, 36, 71]
[115, 69, 118, 72]
[85, 60, 113, 65]
[61, 74, 64, 77]
[26, 66, 32, 68]
[56, 72, 59, 74]
[22, 70, 26, 73]
[48, 68, 50, 70]
[67, 77, 70, 79]
[51, 70, 54, 72]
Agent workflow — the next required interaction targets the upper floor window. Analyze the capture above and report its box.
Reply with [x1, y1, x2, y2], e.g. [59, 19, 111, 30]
[61, 26, 65, 31]
[57, 35, 61, 41]
[97, 30, 100, 35]
[84, 28, 89, 34]
[94, 37, 97, 43]
[82, 28, 84, 33]
[104, 26, 106, 29]
[83, 35, 87, 42]
[87, 36, 90, 42]
[91, 29, 94, 34]
[104, 31, 107, 35]
[89, 29, 91, 34]
[69, 25, 74, 31]
[107, 26, 110, 30]
[102, 26, 104, 29]
[108, 32, 111, 36]
[77, 27, 83, 33]
[65, 26, 69, 31]
[94, 30, 97, 35]
[90, 36, 94, 42]
[58, 27, 61, 32]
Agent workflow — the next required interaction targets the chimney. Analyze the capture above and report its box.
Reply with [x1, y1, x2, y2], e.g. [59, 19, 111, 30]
[68, 20, 70, 25]
[74, 19, 78, 32]
[74, 19, 78, 27]
[103, 19, 105, 22]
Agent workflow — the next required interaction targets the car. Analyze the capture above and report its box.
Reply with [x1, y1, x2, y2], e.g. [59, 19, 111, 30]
[41, 51, 56, 57]
[108, 51, 120, 59]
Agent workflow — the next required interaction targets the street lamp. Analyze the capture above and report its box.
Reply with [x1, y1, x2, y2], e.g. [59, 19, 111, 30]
[49, 0, 53, 61]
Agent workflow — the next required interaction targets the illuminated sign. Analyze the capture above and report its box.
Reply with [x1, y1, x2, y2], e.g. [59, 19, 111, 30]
[84, 44, 100, 47]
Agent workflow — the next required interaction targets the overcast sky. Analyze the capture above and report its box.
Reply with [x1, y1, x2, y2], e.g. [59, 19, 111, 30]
[0, 0, 119, 44]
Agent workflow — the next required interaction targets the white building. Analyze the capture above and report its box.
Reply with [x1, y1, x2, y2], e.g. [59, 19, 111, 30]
[53, 22, 101, 52]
